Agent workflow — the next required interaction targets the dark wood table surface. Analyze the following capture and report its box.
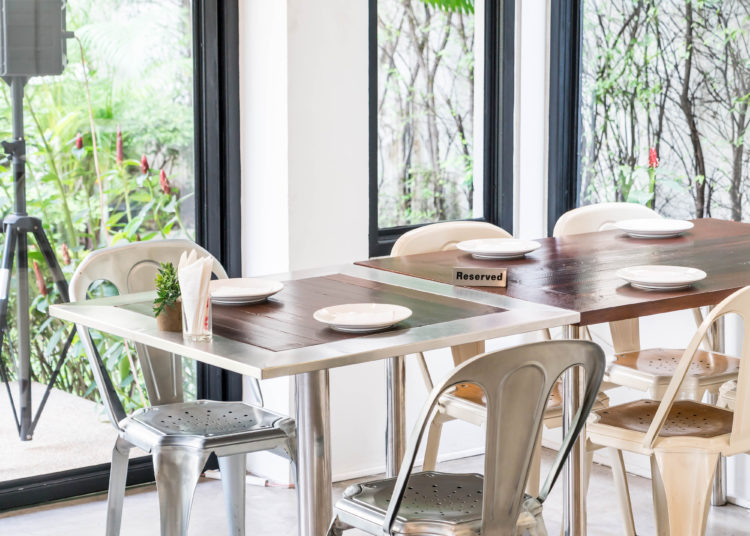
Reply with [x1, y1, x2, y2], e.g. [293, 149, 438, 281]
[212, 273, 504, 352]
[356, 218, 750, 326]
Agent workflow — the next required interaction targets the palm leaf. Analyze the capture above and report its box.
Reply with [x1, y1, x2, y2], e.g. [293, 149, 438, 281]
[419, 0, 474, 14]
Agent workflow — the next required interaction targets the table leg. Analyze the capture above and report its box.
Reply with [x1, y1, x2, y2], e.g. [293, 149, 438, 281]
[710, 315, 727, 506]
[562, 324, 586, 536]
[295, 370, 332, 536]
[386, 355, 406, 478]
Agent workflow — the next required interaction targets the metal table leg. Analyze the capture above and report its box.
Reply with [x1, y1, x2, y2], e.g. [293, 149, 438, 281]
[385, 355, 406, 477]
[295, 370, 332, 536]
[562, 324, 586, 536]
[711, 315, 727, 506]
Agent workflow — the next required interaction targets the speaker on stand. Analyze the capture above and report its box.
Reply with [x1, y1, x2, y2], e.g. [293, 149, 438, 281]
[0, 0, 75, 440]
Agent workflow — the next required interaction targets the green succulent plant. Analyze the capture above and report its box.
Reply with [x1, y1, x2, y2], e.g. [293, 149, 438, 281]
[153, 262, 181, 317]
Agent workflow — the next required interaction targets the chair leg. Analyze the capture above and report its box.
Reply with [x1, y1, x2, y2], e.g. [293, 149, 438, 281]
[583, 445, 595, 497]
[608, 448, 636, 536]
[650, 455, 670, 536]
[218, 454, 247, 536]
[106, 437, 132, 536]
[525, 432, 542, 497]
[421, 415, 445, 471]
[152, 447, 210, 536]
[326, 515, 348, 536]
[654, 449, 718, 536]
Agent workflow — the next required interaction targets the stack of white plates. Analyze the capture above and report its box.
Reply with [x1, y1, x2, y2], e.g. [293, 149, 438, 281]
[615, 218, 694, 239]
[313, 303, 412, 333]
[210, 278, 284, 305]
[456, 238, 541, 260]
[616, 265, 706, 291]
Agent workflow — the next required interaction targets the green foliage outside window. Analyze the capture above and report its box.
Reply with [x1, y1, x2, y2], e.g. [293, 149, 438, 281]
[0, 0, 195, 413]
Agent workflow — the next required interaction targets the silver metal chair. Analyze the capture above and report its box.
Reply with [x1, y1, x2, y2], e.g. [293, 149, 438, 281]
[69, 239, 296, 536]
[327, 340, 606, 536]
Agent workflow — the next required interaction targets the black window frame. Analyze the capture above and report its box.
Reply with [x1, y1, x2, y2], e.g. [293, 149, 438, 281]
[368, 0, 515, 257]
[0, 0, 242, 509]
[546, 0, 584, 236]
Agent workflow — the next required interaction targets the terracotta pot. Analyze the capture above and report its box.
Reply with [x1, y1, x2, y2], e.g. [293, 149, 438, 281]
[156, 300, 182, 332]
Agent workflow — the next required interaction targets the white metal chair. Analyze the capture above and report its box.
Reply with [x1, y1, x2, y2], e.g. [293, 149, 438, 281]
[70, 239, 296, 536]
[553, 203, 737, 403]
[555, 203, 739, 534]
[326, 340, 606, 536]
[588, 285, 750, 535]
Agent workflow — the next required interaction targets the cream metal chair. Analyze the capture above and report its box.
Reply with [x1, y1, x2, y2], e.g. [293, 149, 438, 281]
[554, 203, 739, 534]
[70, 240, 296, 536]
[327, 340, 606, 536]
[552, 203, 737, 403]
[588, 285, 750, 536]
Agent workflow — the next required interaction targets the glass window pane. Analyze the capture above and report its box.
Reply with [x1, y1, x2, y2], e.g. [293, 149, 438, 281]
[579, 1, 750, 221]
[377, 0, 484, 228]
[0, 0, 195, 483]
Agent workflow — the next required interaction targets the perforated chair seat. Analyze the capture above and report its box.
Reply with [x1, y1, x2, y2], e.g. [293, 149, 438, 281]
[122, 400, 292, 453]
[334, 471, 546, 536]
[610, 348, 739, 378]
[595, 399, 733, 439]
[449, 382, 609, 429]
[607, 348, 740, 398]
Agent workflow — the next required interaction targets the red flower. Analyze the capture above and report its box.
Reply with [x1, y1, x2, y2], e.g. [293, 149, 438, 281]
[648, 147, 659, 169]
[74, 133, 83, 150]
[159, 169, 171, 195]
[61, 243, 71, 266]
[116, 125, 124, 166]
[140, 155, 149, 175]
[33, 261, 47, 297]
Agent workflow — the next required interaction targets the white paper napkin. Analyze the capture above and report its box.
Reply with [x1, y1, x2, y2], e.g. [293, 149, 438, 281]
[178, 250, 213, 334]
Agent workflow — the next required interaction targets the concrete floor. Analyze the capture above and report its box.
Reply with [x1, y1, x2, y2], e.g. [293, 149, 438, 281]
[0, 382, 147, 481]
[2, 449, 750, 535]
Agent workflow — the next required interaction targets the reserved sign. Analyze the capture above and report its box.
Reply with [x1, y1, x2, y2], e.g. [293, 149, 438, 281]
[452, 267, 507, 287]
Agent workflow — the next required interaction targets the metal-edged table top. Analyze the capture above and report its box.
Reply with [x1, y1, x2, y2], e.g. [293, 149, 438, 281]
[49, 264, 579, 380]
[356, 218, 750, 325]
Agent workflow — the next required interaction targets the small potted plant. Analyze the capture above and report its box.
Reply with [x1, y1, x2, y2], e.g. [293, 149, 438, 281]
[154, 262, 182, 331]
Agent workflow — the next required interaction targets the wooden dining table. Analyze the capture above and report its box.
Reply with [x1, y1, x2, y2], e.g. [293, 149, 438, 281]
[356, 218, 750, 536]
[49, 264, 578, 536]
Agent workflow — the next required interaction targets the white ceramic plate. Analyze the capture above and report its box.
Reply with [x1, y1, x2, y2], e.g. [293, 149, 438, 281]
[456, 238, 541, 260]
[615, 218, 694, 239]
[210, 278, 284, 305]
[313, 303, 412, 333]
[616, 265, 706, 291]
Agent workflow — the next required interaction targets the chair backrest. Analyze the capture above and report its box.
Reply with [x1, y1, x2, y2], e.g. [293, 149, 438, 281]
[391, 221, 511, 256]
[69, 239, 227, 429]
[383, 340, 606, 536]
[552, 202, 661, 238]
[643, 286, 750, 451]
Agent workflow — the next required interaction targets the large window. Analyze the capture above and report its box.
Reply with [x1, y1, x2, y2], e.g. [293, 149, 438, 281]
[0, 0, 240, 509]
[553, 0, 750, 223]
[369, 0, 514, 256]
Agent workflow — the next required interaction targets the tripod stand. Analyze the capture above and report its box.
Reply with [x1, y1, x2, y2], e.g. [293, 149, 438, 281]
[0, 76, 74, 440]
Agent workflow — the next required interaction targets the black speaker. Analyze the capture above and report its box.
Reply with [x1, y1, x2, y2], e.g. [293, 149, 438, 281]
[0, 0, 68, 77]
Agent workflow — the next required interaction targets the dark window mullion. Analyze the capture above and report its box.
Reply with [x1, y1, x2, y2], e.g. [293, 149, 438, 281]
[193, 0, 243, 403]
[547, 0, 582, 237]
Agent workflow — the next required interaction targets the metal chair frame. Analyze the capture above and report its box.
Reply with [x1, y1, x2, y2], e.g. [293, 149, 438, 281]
[328, 340, 606, 536]
[589, 285, 750, 535]
[70, 239, 295, 536]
